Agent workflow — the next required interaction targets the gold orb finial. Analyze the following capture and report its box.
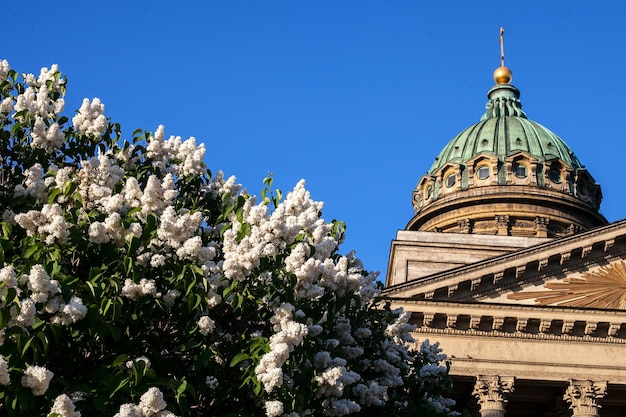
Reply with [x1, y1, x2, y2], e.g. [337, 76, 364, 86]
[494, 66, 512, 85]
[493, 27, 512, 85]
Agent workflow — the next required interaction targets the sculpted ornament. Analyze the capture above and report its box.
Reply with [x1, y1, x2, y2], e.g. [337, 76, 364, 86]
[508, 260, 626, 309]
[563, 380, 607, 417]
[472, 375, 514, 417]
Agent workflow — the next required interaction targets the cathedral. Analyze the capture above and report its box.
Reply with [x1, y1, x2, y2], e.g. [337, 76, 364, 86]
[382, 33, 626, 417]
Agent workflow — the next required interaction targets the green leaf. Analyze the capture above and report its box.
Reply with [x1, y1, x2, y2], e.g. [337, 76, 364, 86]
[61, 180, 77, 196]
[230, 353, 250, 367]
[23, 242, 41, 259]
[4, 287, 17, 307]
[176, 379, 188, 396]
[1, 222, 11, 239]
[47, 187, 61, 203]
[112, 354, 130, 368]
[110, 377, 129, 397]
[126, 206, 142, 217]
[21, 334, 35, 356]
[86, 280, 96, 298]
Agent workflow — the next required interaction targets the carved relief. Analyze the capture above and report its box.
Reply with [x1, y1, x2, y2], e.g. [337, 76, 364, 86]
[539, 319, 551, 333]
[447, 284, 458, 297]
[535, 216, 548, 238]
[507, 261, 626, 309]
[584, 322, 597, 335]
[608, 323, 621, 337]
[459, 218, 472, 234]
[562, 321, 575, 334]
[472, 375, 514, 416]
[563, 380, 607, 417]
[492, 317, 504, 331]
[495, 215, 510, 236]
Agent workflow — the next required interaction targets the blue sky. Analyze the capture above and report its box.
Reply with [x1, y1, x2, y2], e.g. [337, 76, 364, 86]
[6, 1, 626, 279]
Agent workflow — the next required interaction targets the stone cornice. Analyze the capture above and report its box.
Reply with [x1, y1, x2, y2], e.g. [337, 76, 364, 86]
[389, 299, 626, 341]
[383, 218, 626, 298]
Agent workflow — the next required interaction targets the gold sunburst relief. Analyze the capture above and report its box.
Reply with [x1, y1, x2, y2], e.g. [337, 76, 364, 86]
[507, 261, 626, 309]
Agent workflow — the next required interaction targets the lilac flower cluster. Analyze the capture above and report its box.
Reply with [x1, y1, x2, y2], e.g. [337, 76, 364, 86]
[0, 60, 456, 416]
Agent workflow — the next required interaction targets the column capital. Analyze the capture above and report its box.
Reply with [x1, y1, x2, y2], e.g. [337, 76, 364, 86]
[563, 379, 607, 417]
[472, 375, 515, 416]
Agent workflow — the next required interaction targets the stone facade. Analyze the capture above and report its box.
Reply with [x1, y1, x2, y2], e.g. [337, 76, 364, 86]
[384, 221, 626, 416]
[382, 58, 625, 415]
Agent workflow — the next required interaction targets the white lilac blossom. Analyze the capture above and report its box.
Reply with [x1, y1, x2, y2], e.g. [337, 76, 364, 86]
[21, 365, 53, 396]
[113, 404, 142, 417]
[114, 388, 178, 417]
[10, 298, 36, 328]
[420, 339, 447, 364]
[426, 396, 458, 414]
[162, 289, 181, 308]
[13, 65, 65, 121]
[14, 163, 47, 201]
[0, 355, 9, 385]
[322, 398, 361, 416]
[49, 393, 81, 417]
[385, 310, 416, 345]
[138, 387, 167, 416]
[0, 97, 12, 115]
[26, 64, 65, 93]
[156, 207, 203, 250]
[121, 278, 157, 299]
[0, 59, 9, 81]
[264, 400, 284, 417]
[0, 265, 18, 298]
[72, 98, 107, 137]
[140, 174, 177, 216]
[25, 264, 60, 304]
[314, 366, 361, 398]
[50, 295, 88, 325]
[197, 315, 216, 335]
[146, 126, 206, 177]
[31, 117, 64, 151]
[353, 381, 388, 407]
[76, 153, 125, 211]
[14, 203, 70, 244]
[0, 61, 456, 416]
[256, 303, 309, 393]
[88, 213, 126, 245]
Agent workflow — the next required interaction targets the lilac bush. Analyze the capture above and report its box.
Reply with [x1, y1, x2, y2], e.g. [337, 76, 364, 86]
[0, 61, 456, 416]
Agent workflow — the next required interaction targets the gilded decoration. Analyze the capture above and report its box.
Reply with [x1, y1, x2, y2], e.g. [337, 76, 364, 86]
[508, 261, 626, 309]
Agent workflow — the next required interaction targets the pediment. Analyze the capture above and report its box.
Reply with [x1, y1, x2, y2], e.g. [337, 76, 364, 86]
[383, 219, 626, 311]
[489, 259, 626, 309]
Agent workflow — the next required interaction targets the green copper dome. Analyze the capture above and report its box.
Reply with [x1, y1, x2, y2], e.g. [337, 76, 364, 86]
[408, 78, 605, 238]
[428, 84, 582, 178]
